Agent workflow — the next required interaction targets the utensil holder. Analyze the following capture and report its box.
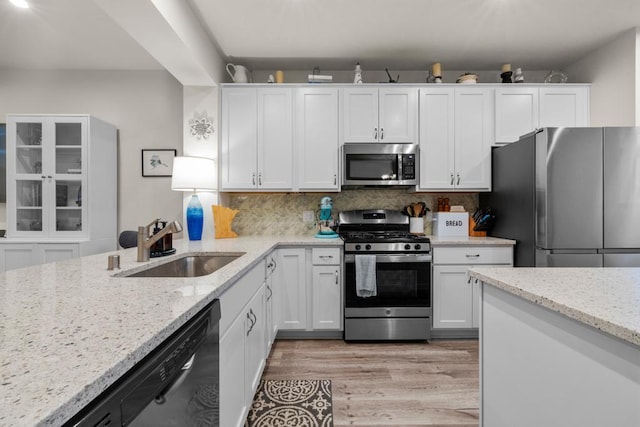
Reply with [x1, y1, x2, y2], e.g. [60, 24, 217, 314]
[409, 217, 424, 235]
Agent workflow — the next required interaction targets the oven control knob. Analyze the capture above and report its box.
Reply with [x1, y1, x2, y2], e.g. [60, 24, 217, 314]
[404, 244, 411, 250]
[365, 244, 372, 250]
[415, 244, 421, 250]
[355, 244, 361, 251]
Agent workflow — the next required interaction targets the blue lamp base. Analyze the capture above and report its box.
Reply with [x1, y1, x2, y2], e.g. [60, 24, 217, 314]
[186, 194, 204, 240]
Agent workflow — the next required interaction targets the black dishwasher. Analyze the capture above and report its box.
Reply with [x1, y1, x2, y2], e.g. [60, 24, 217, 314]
[67, 300, 221, 427]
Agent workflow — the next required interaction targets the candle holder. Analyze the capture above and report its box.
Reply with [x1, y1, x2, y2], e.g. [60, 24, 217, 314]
[500, 71, 513, 83]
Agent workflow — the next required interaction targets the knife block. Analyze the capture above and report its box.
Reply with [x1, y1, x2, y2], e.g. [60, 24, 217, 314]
[469, 216, 487, 237]
[212, 205, 239, 239]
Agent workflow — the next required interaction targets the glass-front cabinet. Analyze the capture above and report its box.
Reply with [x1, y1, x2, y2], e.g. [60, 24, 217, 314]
[4, 115, 117, 262]
[9, 117, 87, 237]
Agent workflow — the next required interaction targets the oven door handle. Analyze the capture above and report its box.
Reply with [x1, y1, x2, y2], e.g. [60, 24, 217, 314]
[345, 254, 431, 263]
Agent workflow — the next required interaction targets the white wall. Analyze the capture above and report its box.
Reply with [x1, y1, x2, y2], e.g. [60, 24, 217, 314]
[248, 69, 553, 85]
[636, 27, 640, 126]
[182, 86, 219, 240]
[0, 69, 184, 236]
[565, 27, 638, 126]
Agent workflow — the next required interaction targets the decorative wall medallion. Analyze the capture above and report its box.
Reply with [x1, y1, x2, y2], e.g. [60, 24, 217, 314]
[189, 111, 214, 140]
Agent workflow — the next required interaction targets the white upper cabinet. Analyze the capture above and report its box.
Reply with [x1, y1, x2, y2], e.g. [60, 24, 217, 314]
[6, 115, 116, 245]
[494, 86, 538, 143]
[296, 87, 340, 190]
[495, 85, 590, 143]
[342, 87, 417, 143]
[221, 87, 293, 190]
[538, 86, 589, 128]
[418, 87, 493, 192]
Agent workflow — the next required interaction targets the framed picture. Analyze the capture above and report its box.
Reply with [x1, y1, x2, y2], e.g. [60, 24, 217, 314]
[141, 149, 177, 177]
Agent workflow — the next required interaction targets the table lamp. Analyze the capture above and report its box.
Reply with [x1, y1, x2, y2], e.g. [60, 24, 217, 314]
[171, 156, 216, 240]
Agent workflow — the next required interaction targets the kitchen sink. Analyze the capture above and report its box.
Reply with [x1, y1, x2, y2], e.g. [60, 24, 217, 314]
[121, 252, 245, 278]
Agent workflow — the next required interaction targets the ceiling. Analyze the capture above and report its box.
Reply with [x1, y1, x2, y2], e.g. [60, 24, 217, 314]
[1, 0, 639, 74]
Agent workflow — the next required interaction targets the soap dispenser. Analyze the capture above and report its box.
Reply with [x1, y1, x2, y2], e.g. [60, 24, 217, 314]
[161, 221, 172, 252]
[151, 220, 162, 255]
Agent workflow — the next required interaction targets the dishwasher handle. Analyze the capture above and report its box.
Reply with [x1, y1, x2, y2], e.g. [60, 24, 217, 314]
[154, 354, 196, 404]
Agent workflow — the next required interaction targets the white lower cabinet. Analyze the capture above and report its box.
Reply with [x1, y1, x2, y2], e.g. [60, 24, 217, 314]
[277, 246, 343, 332]
[0, 244, 37, 271]
[0, 242, 82, 272]
[37, 243, 79, 265]
[433, 265, 474, 329]
[219, 259, 270, 427]
[432, 245, 513, 332]
[264, 253, 278, 349]
[245, 285, 267, 399]
[219, 245, 341, 425]
[277, 248, 308, 330]
[220, 308, 248, 427]
[311, 247, 342, 330]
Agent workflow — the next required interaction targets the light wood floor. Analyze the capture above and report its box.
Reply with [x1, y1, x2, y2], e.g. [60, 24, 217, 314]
[261, 339, 479, 426]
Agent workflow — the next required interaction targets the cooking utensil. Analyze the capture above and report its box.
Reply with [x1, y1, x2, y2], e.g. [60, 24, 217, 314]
[418, 202, 427, 217]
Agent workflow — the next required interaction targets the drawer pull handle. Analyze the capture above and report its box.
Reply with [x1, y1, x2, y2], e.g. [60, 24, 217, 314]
[319, 255, 334, 259]
[246, 312, 254, 335]
[465, 254, 481, 258]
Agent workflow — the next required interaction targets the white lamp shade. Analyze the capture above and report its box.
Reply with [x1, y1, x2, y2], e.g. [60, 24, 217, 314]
[171, 156, 217, 191]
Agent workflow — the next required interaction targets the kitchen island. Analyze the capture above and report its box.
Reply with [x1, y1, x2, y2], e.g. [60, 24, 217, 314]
[469, 267, 640, 427]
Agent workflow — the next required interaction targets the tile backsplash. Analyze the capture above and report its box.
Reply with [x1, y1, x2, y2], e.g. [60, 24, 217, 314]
[221, 190, 479, 236]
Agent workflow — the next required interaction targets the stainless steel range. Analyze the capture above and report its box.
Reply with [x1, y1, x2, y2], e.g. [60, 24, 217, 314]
[337, 209, 432, 341]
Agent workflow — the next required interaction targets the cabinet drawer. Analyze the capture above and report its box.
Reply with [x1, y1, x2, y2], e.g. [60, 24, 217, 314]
[433, 246, 512, 265]
[220, 259, 266, 336]
[312, 247, 341, 265]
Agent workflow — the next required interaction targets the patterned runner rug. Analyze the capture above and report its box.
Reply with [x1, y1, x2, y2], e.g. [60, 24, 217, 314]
[245, 379, 333, 427]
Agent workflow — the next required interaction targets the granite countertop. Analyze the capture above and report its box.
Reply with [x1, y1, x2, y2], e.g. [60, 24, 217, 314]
[0, 236, 340, 427]
[0, 234, 511, 426]
[469, 267, 640, 347]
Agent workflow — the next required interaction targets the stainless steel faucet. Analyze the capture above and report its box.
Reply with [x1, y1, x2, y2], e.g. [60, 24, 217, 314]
[137, 219, 183, 262]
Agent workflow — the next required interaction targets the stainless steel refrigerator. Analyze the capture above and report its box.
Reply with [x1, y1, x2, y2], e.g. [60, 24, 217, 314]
[481, 127, 640, 267]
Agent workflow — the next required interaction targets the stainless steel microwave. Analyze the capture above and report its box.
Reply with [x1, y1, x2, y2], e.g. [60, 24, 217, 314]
[342, 143, 418, 187]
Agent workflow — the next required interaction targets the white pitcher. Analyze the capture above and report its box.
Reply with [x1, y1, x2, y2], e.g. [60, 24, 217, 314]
[226, 63, 250, 83]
